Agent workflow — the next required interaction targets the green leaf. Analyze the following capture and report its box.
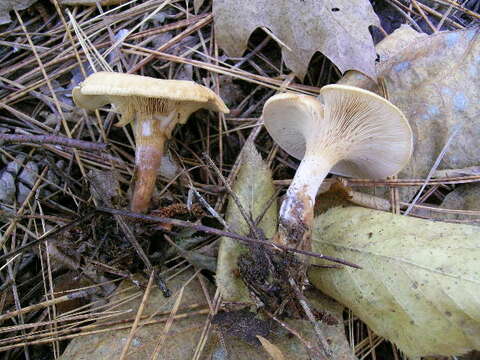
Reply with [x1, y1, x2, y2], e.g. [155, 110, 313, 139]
[308, 206, 480, 357]
[216, 141, 277, 303]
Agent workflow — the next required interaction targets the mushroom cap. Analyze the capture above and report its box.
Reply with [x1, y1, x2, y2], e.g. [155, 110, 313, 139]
[72, 71, 229, 114]
[263, 84, 413, 179]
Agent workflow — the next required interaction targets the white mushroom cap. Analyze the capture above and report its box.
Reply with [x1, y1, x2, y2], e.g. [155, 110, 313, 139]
[263, 84, 413, 179]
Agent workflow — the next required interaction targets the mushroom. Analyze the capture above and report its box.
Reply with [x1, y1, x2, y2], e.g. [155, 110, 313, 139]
[73, 71, 229, 213]
[262, 84, 413, 250]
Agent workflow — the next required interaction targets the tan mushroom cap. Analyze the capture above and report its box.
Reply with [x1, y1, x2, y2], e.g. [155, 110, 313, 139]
[72, 71, 229, 125]
[263, 84, 413, 179]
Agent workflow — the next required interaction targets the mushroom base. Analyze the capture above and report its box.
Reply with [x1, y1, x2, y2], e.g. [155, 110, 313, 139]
[275, 154, 333, 251]
[131, 142, 165, 213]
[276, 191, 313, 252]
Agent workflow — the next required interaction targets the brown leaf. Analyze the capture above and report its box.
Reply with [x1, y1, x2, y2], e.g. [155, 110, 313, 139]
[60, 270, 351, 359]
[88, 169, 120, 207]
[257, 336, 285, 360]
[340, 26, 480, 201]
[314, 181, 352, 215]
[210, 0, 379, 80]
[60, 270, 216, 360]
[0, 0, 37, 24]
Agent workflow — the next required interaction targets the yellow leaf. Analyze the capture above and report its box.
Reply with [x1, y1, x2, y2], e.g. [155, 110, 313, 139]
[257, 335, 285, 360]
[309, 206, 480, 357]
[216, 141, 277, 302]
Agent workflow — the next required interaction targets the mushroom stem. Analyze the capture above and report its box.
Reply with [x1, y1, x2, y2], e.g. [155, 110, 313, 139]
[131, 114, 175, 213]
[277, 153, 334, 250]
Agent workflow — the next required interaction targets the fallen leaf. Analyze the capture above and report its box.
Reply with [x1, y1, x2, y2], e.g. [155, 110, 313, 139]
[339, 26, 480, 201]
[0, 0, 37, 25]
[88, 169, 120, 206]
[257, 335, 285, 360]
[60, 270, 349, 359]
[59, 270, 216, 360]
[206, 0, 379, 80]
[216, 141, 277, 303]
[174, 247, 217, 272]
[0, 170, 15, 206]
[374, 24, 427, 63]
[439, 184, 480, 225]
[314, 181, 353, 215]
[309, 206, 480, 357]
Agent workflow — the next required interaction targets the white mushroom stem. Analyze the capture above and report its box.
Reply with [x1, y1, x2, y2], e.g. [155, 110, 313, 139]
[131, 112, 177, 213]
[277, 153, 334, 249]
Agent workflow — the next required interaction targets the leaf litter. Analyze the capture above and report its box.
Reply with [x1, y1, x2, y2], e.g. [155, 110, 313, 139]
[340, 24, 480, 202]
[1, 1, 480, 359]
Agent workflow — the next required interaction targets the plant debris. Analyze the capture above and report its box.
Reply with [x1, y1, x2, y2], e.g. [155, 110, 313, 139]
[1, 1, 480, 359]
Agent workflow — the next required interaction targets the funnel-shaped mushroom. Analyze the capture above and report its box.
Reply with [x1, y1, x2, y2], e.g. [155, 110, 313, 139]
[263, 84, 413, 250]
[73, 72, 229, 213]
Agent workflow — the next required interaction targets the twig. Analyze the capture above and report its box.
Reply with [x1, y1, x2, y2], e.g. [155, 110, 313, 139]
[405, 125, 461, 216]
[0, 134, 107, 151]
[95, 207, 361, 269]
[0, 290, 92, 323]
[274, 175, 480, 187]
[203, 152, 262, 240]
[119, 270, 155, 360]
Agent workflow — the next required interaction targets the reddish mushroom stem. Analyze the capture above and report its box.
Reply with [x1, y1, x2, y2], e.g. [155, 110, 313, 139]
[131, 140, 165, 213]
[131, 116, 173, 213]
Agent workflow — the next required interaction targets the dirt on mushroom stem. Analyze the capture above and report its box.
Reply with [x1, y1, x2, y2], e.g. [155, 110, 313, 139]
[275, 153, 335, 252]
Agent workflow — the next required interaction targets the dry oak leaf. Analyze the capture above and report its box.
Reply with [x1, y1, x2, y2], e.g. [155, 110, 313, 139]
[202, 0, 380, 80]
[340, 25, 480, 201]
[309, 206, 480, 358]
[0, 0, 37, 24]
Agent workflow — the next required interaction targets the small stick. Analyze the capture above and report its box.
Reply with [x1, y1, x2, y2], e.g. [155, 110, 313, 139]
[0, 290, 92, 323]
[0, 134, 107, 151]
[434, 166, 480, 178]
[203, 152, 262, 240]
[96, 207, 361, 269]
[119, 270, 155, 360]
[288, 277, 330, 359]
[0, 212, 96, 263]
